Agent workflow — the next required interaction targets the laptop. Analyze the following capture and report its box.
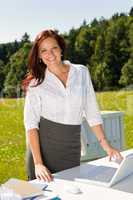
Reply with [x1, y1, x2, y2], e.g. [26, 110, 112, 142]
[75, 153, 133, 187]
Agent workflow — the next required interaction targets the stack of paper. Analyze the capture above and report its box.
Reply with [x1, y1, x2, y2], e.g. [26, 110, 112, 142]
[3, 178, 44, 199]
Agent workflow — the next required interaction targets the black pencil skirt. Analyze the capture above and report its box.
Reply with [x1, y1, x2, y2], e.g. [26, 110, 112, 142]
[26, 117, 81, 180]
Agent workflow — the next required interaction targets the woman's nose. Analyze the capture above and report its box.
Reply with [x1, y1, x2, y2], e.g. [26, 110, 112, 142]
[47, 50, 54, 56]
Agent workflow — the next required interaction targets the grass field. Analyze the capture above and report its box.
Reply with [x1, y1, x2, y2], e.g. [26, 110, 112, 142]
[0, 91, 133, 184]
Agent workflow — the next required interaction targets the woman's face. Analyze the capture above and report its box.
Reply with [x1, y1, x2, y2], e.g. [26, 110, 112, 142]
[38, 37, 62, 67]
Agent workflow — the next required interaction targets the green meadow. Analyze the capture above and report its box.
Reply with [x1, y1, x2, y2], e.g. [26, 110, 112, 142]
[0, 91, 133, 184]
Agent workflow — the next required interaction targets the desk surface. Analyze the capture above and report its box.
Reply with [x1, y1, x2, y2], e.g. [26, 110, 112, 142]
[32, 149, 133, 200]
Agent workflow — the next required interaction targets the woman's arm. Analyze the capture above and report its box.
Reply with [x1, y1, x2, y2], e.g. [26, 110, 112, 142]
[91, 124, 123, 160]
[28, 128, 53, 182]
[83, 67, 122, 161]
[28, 128, 43, 165]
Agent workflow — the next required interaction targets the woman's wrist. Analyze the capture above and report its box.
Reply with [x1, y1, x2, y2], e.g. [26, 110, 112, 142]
[35, 162, 43, 166]
[98, 137, 111, 152]
[34, 159, 43, 165]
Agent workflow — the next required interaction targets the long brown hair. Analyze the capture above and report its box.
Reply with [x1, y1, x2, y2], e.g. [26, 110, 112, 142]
[22, 29, 66, 92]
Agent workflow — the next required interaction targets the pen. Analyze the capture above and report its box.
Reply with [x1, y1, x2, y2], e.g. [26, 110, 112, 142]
[42, 185, 53, 192]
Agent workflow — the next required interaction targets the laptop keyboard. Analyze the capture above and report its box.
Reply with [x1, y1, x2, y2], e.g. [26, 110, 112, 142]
[87, 166, 117, 183]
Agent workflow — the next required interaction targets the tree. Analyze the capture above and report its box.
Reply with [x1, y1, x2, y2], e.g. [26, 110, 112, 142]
[119, 59, 133, 86]
[128, 22, 133, 59]
[0, 59, 5, 94]
[92, 62, 113, 91]
[0, 41, 20, 64]
[4, 42, 32, 97]
[91, 34, 105, 65]
[75, 27, 97, 65]
[119, 21, 133, 86]
[129, 7, 133, 16]
[104, 17, 129, 88]
[82, 19, 87, 27]
[20, 32, 30, 47]
[65, 28, 80, 63]
[90, 18, 99, 27]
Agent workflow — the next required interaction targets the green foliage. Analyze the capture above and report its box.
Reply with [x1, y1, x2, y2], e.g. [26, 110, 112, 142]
[92, 62, 112, 91]
[0, 33, 31, 97]
[0, 59, 5, 93]
[20, 32, 30, 48]
[75, 27, 96, 65]
[65, 28, 80, 63]
[94, 35, 105, 63]
[0, 41, 20, 64]
[129, 7, 133, 16]
[103, 16, 129, 87]
[4, 43, 32, 97]
[119, 21, 133, 86]
[119, 59, 133, 86]
[64, 9, 133, 90]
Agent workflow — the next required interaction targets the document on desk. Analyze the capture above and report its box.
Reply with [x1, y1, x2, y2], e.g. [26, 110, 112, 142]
[3, 178, 59, 200]
[3, 178, 44, 199]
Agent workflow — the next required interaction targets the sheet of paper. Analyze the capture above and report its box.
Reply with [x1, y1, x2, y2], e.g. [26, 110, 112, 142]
[3, 178, 44, 199]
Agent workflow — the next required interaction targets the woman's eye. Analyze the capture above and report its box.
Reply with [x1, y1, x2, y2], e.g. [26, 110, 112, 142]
[40, 49, 46, 54]
[53, 46, 58, 49]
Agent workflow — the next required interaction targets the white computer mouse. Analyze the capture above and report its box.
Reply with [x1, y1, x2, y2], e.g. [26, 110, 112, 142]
[65, 184, 82, 194]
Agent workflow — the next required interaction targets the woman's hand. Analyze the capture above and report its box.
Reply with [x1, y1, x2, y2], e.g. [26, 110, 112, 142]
[104, 145, 123, 161]
[105, 145, 123, 162]
[98, 137, 123, 162]
[35, 163, 54, 182]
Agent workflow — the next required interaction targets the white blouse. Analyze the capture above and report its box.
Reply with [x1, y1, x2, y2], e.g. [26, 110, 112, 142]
[24, 60, 103, 132]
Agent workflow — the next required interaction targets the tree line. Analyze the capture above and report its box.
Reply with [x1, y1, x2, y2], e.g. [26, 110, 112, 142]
[0, 8, 133, 98]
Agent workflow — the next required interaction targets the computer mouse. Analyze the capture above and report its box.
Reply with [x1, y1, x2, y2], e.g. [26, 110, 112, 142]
[65, 184, 82, 194]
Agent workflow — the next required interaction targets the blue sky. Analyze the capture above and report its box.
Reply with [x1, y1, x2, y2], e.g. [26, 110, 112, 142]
[0, 0, 132, 43]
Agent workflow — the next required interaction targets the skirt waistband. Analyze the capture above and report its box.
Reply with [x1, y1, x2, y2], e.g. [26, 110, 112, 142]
[39, 116, 81, 127]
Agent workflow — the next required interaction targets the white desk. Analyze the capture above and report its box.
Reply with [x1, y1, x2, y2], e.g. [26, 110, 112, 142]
[32, 149, 133, 200]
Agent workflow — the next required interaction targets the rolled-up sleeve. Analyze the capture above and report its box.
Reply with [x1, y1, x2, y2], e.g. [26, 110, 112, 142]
[24, 86, 41, 133]
[84, 67, 103, 127]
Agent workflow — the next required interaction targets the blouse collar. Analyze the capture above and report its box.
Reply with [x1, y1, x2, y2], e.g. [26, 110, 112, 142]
[45, 60, 75, 80]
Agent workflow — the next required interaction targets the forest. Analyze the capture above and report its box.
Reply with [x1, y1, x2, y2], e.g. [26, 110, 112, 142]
[0, 7, 133, 97]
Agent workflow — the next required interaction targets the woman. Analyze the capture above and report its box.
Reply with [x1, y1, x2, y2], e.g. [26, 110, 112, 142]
[23, 29, 122, 182]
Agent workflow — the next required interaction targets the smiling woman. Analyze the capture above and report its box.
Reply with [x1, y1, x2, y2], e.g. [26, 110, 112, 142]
[22, 29, 122, 183]
[38, 37, 70, 88]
